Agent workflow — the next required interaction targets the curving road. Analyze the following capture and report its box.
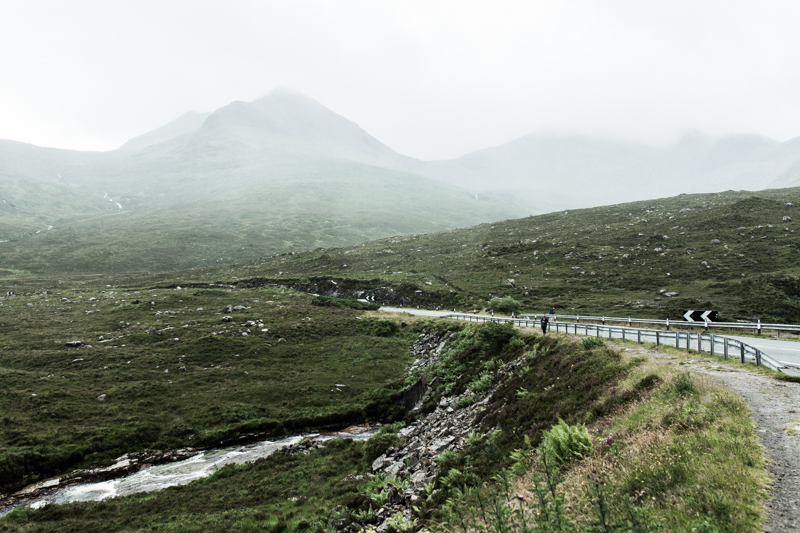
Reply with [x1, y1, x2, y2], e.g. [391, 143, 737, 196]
[727, 335, 800, 369]
[379, 307, 800, 373]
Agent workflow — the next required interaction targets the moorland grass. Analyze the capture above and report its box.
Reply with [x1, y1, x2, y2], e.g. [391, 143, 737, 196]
[432, 339, 768, 533]
[0, 285, 414, 489]
[0, 438, 371, 533]
[177, 187, 800, 323]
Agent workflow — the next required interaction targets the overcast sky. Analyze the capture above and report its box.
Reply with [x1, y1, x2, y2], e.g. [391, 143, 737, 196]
[1, 1, 799, 160]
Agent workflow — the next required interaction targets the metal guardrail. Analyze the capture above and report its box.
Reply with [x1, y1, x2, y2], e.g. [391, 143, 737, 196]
[516, 313, 800, 335]
[440, 314, 784, 372]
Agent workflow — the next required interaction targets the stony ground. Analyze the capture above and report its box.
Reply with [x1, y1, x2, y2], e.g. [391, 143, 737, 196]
[633, 347, 800, 533]
[699, 368, 800, 533]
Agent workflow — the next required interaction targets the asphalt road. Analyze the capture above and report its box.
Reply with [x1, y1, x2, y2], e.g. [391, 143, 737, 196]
[727, 335, 800, 369]
[379, 307, 800, 372]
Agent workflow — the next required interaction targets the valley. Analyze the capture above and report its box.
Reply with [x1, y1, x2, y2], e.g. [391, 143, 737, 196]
[1, 91, 799, 532]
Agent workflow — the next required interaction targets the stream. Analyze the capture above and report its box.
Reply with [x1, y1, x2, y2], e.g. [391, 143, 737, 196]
[0, 425, 377, 518]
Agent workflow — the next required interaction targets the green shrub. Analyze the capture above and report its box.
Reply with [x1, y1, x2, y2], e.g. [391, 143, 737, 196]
[582, 337, 605, 350]
[538, 418, 593, 466]
[371, 319, 399, 337]
[377, 421, 406, 435]
[635, 373, 662, 391]
[476, 321, 518, 354]
[488, 296, 522, 314]
[672, 371, 697, 396]
[508, 337, 526, 351]
[363, 433, 403, 465]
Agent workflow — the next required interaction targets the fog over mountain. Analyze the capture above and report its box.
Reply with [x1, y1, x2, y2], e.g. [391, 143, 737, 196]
[423, 131, 800, 208]
[4, 88, 800, 212]
[119, 111, 212, 152]
[2, 87, 800, 273]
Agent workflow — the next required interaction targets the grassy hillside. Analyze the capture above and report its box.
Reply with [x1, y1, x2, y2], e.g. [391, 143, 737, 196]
[0, 162, 533, 277]
[177, 187, 800, 322]
[0, 176, 115, 239]
[0, 284, 413, 491]
[0, 318, 770, 532]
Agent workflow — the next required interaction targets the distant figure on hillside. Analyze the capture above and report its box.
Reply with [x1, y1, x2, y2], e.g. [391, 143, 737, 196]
[548, 307, 554, 315]
[540, 315, 549, 334]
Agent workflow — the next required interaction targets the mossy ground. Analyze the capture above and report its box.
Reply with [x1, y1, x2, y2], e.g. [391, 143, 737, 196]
[149, 187, 800, 323]
[0, 285, 414, 489]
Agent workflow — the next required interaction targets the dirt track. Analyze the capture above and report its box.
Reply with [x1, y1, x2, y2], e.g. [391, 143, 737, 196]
[685, 363, 800, 532]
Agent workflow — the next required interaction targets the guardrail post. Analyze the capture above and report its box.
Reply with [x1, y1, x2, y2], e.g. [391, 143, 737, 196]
[756, 350, 762, 367]
[577, 315, 580, 323]
[628, 316, 631, 326]
[698, 334, 702, 353]
[675, 332, 679, 348]
[757, 319, 761, 335]
[710, 335, 714, 357]
[622, 329, 626, 342]
[637, 329, 641, 344]
[608, 327, 612, 340]
[687, 333, 691, 352]
[723, 337, 728, 360]
[656, 330, 660, 346]
[740, 343, 745, 364]
[602, 315, 605, 325]
[704, 320, 708, 331]
[596, 326, 600, 338]
[666, 318, 670, 331]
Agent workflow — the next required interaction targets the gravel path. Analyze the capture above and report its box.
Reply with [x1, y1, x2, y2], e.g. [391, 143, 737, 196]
[686, 363, 800, 532]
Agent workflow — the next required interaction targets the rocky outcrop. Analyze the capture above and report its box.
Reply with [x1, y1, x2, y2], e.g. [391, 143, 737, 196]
[290, 279, 416, 307]
[341, 328, 516, 532]
[367, 391, 491, 531]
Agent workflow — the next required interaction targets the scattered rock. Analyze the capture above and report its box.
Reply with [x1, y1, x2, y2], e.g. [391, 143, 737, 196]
[711, 239, 721, 244]
[65, 341, 82, 347]
[97, 394, 107, 401]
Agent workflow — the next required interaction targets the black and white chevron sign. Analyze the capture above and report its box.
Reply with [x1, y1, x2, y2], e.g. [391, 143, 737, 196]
[683, 310, 719, 322]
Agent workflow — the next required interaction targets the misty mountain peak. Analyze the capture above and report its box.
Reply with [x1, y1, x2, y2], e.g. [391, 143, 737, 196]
[119, 111, 211, 152]
[193, 88, 406, 166]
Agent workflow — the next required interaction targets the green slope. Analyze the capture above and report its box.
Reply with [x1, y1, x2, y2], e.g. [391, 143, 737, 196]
[0, 161, 533, 276]
[0, 175, 115, 239]
[184, 187, 800, 322]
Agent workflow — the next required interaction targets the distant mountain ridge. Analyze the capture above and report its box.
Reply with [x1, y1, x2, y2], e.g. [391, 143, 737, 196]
[118, 111, 212, 152]
[3, 88, 800, 212]
[3, 88, 800, 276]
[421, 131, 800, 208]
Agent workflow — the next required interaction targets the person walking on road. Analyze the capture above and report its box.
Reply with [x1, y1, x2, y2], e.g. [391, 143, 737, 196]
[540, 315, 549, 334]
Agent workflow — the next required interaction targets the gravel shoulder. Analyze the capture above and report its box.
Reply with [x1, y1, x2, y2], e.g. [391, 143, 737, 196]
[677, 360, 800, 532]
